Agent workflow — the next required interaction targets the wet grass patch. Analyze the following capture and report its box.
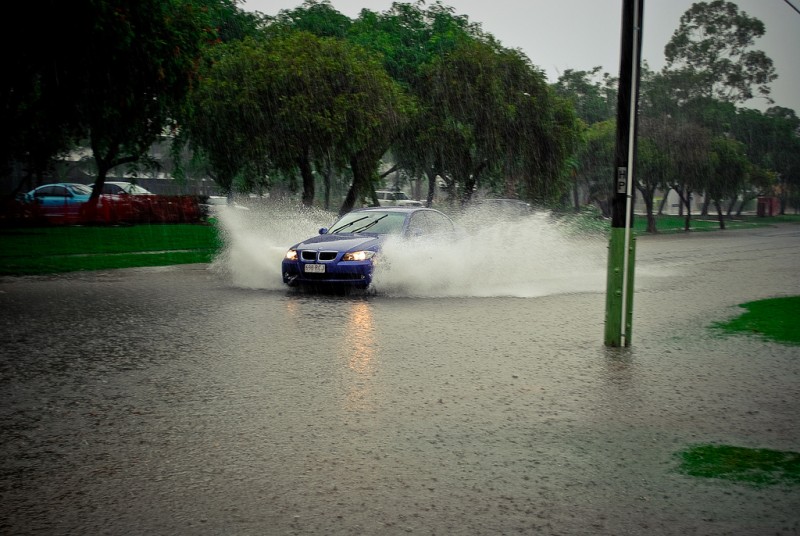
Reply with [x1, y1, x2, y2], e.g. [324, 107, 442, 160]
[0, 224, 221, 275]
[676, 444, 800, 487]
[711, 296, 800, 346]
[634, 214, 800, 234]
[553, 212, 800, 236]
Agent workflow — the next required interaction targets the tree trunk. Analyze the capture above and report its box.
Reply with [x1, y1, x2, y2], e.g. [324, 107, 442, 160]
[725, 197, 737, 216]
[461, 161, 487, 206]
[644, 193, 657, 233]
[339, 152, 376, 215]
[684, 190, 693, 231]
[714, 199, 726, 229]
[673, 185, 692, 232]
[737, 193, 757, 216]
[323, 168, 332, 210]
[297, 152, 315, 207]
[700, 193, 711, 216]
[635, 182, 657, 233]
[657, 188, 671, 215]
[425, 168, 437, 208]
[572, 176, 580, 212]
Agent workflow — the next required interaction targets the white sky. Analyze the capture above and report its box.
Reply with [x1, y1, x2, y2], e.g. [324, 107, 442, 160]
[240, 0, 800, 113]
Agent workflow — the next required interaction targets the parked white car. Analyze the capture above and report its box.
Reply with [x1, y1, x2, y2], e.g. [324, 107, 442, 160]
[375, 190, 423, 207]
[200, 196, 250, 219]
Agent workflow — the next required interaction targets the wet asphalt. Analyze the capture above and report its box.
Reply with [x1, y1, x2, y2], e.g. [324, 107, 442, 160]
[0, 224, 799, 535]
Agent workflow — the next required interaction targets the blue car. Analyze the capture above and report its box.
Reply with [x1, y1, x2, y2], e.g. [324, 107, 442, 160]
[25, 183, 94, 222]
[282, 206, 457, 290]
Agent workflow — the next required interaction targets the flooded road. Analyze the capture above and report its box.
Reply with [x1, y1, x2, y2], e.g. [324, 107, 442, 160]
[1, 224, 799, 535]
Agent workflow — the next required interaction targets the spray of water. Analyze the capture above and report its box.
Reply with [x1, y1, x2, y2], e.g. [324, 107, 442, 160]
[212, 203, 608, 297]
[210, 202, 333, 290]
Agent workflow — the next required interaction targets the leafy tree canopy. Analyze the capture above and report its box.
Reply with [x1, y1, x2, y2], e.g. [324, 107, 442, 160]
[664, 0, 777, 104]
[3, 0, 233, 198]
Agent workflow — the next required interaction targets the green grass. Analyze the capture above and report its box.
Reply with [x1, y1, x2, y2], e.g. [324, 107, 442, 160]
[676, 444, 800, 487]
[0, 224, 222, 275]
[711, 296, 800, 346]
[554, 212, 800, 237]
[634, 213, 800, 234]
[1, 214, 798, 276]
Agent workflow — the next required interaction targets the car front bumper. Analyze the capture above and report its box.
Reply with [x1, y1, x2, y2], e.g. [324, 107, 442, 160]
[282, 260, 373, 289]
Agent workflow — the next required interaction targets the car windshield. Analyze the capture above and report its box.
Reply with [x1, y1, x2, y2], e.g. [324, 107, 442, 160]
[124, 184, 152, 194]
[69, 184, 93, 195]
[329, 211, 406, 235]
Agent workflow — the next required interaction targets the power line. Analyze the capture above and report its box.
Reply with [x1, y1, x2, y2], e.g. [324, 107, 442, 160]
[784, 0, 800, 16]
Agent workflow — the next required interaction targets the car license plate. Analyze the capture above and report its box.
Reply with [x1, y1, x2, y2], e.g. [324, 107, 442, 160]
[304, 263, 325, 273]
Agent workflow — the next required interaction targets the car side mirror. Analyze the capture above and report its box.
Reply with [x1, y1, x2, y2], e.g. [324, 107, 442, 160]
[319, 227, 328, 235]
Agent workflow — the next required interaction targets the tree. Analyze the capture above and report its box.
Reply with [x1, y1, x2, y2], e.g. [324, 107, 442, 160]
[553, 67, 617, 126]
[636, 117, 674, 233]
[347, 2, 478, 206]
[4, 1, 225, 204]
[664, 0, 777, 104]
[574, 120, 616, 218]
[267, 0, 352, 39]
[187, 32, 410, 211]
[731, 106, 800, 214]
[707, 137, 749, 228]
[663, 119, 714, 231]
[553, 68, 617, 211]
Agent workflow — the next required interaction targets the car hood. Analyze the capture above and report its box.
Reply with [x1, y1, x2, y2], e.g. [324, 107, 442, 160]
[293, 233, 382, 252]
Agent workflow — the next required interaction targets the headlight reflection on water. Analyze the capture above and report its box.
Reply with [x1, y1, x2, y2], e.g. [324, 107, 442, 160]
[340, 301, 376, 411]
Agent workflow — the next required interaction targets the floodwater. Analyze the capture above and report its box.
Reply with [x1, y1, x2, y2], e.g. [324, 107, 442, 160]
[1, 213, 799, 535]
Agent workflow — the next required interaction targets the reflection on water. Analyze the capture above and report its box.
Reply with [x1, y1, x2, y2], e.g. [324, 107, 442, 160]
[281, 296, 378, 411]
[339, 301, 376, 411]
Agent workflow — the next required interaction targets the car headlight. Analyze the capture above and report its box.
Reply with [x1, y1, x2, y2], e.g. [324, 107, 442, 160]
[285, 249, 298, 261]
[342, 250, 376, 262]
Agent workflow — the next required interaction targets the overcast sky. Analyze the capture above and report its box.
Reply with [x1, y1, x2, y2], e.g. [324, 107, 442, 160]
[240, 0, 800, 113]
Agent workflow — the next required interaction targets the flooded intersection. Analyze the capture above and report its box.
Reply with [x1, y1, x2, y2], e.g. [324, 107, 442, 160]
[1, 224, 799, 535]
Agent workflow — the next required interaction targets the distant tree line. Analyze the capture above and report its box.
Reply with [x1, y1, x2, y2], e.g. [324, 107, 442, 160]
[3, 0, 798, 228]
[557, 0, 800, 231]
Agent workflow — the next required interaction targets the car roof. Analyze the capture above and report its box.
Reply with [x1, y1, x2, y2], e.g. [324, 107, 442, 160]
[345, 206, 436, 217]
[350, 206, 429, 213]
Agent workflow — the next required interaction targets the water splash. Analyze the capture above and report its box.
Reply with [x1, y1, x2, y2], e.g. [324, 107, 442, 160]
[211, 202, 333, 289]
[375, 211, 607, 297]
[212, 203, 608, 297]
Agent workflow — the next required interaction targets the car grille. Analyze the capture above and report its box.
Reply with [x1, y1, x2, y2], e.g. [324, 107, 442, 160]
[301, 272, 366, 281]
[300, 250, 338, 262]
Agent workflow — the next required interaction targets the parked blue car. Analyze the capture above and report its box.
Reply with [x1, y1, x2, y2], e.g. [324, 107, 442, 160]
[24, 183, 94, 222]
[282, 207, 457, 290]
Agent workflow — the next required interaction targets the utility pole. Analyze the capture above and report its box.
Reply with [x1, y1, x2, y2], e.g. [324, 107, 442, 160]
[605, 0, 644, 347]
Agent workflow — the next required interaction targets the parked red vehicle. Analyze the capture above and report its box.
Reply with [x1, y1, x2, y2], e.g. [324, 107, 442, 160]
[24, 183, 116, 224]
[17, 182, 202, 225]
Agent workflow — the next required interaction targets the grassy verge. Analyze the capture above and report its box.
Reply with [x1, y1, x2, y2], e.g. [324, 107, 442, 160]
[676, 444, 800, 487]
[711, 296, 800, 346]
[683, 298, 800, 487]
[633, 213, 800, 234]
[554, 212, 800, 237]
[0, 224, 221, 275]
[1, 214, 798, 276]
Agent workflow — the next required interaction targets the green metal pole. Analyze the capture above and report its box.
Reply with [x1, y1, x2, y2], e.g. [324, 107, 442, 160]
[604, 0, 643, 347]
[605, 227, 636, 345]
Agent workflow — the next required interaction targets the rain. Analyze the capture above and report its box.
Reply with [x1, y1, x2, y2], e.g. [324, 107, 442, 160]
[2, 1, 800, 534]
